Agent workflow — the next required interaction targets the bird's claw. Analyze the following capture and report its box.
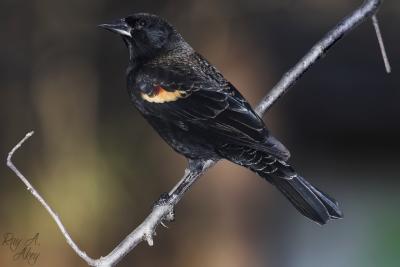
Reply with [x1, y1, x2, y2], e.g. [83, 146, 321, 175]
[160, 221, 169, 228]
[153, 192, 171, 207]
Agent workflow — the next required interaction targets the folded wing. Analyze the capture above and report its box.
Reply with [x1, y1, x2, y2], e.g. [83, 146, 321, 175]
[138, 59, 290, 160]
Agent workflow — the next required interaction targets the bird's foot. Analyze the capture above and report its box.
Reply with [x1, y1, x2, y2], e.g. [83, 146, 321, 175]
[153, 192, 171, 207]
[153, 192, 175, 224]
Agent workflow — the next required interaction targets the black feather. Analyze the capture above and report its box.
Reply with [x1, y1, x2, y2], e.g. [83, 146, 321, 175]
[101, 12, 343, 225]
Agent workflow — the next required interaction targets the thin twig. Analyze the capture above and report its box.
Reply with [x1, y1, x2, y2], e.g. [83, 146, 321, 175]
[6, 0, 385, 266]
[255, 0, 382, 115]
[97, 159, 216, 267]
[7, 133, 215, 267]
[6, 131, 98, 266]
[372, 15, 391, 73]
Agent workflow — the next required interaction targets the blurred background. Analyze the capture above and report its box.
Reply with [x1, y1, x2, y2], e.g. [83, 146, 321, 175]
[1, 0, 399, 266]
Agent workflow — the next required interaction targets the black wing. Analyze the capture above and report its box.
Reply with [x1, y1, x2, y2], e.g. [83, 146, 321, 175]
[137, 54, 290, 160]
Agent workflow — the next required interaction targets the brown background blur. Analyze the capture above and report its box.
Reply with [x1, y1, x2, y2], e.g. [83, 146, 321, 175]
[1, 0, 399, 267]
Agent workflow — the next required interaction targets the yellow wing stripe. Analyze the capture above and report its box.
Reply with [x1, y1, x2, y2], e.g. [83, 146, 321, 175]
[141, 86, 186, 103]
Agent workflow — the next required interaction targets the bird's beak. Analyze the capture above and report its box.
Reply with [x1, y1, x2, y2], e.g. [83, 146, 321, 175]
[98, 19, 132, 38]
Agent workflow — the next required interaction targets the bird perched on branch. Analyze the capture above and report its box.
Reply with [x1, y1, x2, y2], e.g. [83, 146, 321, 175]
[99, 13, 343, 225]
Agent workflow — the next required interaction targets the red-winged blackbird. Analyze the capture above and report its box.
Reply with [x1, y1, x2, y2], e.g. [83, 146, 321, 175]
[99, 13, 343, 224]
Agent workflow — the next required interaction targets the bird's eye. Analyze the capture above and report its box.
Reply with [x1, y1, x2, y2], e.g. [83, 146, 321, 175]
[138, 20, 146, 27]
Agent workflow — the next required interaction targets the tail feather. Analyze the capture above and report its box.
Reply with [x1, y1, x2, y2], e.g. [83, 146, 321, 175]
[296, 175, 343, 219]
[219, 145, 343, 225]
[269, 174, 343, 225]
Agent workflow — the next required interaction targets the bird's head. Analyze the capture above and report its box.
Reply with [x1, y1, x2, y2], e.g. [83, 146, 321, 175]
[99, 13, 189, 62]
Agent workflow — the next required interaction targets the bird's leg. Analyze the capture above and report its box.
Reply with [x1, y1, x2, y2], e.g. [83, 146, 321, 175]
[169, 159, 207, 198]
[153, 192, 171, 206]
[154, 159, 209, 207]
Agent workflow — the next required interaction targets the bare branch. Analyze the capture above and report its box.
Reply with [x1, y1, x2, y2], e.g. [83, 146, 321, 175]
[7, 132, 215, 267]
[6, 0, 386, 266]
[7, 131, 98, 266]
[96, 159, 216, 267]
[372, 15, 391, 73]
[255, 0, 382, 116]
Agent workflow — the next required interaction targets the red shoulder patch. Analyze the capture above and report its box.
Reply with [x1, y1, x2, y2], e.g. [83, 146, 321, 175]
[141, 85, 187, 103]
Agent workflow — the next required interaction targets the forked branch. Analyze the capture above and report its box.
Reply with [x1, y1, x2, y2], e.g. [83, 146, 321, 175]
[7, 1, 387, 266]
[256, 0, 386, 115]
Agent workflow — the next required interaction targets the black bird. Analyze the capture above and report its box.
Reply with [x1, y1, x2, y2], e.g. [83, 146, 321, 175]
[99, 13, 343, 225]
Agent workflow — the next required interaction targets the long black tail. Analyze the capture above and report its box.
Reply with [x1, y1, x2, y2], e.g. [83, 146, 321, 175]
[221, 146, 343, 224]
[268, 173, 343, 224]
